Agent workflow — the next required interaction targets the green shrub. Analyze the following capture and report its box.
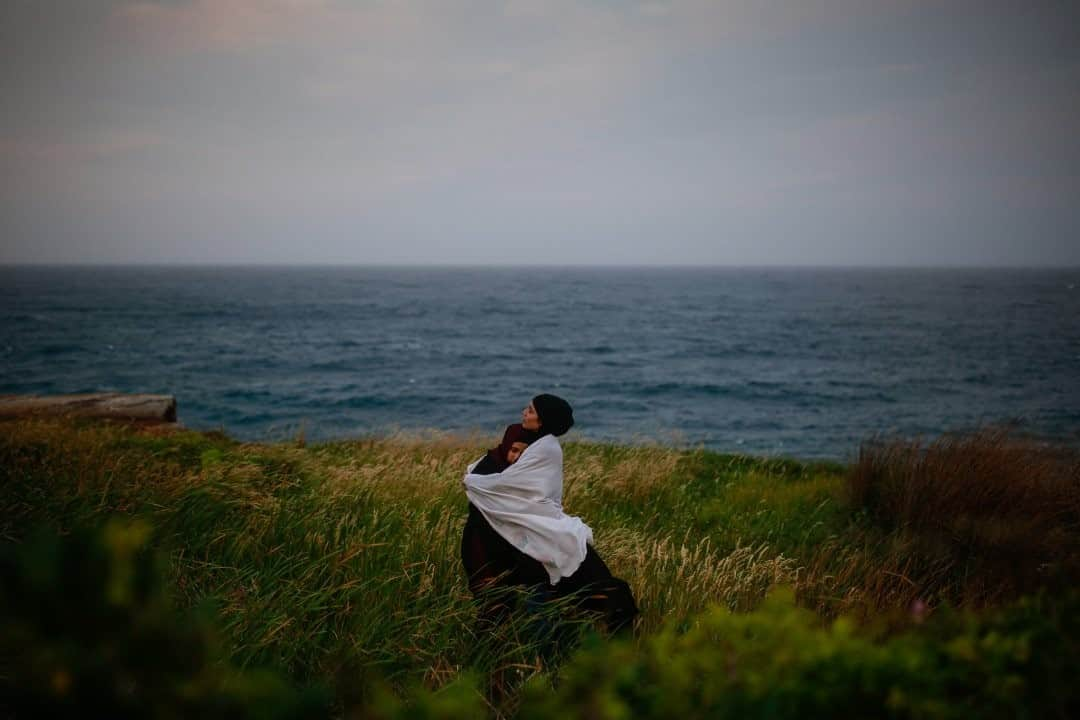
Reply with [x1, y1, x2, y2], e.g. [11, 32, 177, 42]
[520, 587, 1079, 720]
[0, 518, 331, 718]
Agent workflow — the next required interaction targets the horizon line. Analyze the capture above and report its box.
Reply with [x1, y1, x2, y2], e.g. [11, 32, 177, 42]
[3, 261, 1079, 271]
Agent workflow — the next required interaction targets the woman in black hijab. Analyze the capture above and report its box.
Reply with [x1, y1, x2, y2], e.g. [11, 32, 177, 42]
[461, 394, 637, 634]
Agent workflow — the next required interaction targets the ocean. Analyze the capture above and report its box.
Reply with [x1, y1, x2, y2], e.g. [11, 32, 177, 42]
[2, 265, 1078, 460]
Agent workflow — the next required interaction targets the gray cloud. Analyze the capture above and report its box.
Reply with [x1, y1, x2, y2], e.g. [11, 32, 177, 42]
[2, 0, 1078, 265]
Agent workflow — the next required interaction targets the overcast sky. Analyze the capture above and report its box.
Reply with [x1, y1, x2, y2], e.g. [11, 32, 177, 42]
[2, 0, 1078, 266]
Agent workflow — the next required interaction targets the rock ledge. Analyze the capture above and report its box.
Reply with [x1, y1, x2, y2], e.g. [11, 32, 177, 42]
[0, 393, 178, 424]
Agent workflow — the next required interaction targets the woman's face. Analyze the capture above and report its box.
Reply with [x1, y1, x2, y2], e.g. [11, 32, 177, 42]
[521, 402, 541, 431]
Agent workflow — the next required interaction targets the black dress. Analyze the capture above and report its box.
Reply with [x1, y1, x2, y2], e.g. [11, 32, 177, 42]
[461, 450, 638, 634]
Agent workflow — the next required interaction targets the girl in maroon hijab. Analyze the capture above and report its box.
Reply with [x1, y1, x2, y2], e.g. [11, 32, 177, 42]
[460, 422, 539, 600]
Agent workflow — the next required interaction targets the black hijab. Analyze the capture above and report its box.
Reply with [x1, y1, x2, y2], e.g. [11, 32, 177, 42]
[532, 393, 574, 437]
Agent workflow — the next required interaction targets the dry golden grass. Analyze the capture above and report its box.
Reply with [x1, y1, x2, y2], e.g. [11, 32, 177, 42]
[598, 527, 797, 629]
[563, 445, 683, 508]
[307, 434, 484, 505]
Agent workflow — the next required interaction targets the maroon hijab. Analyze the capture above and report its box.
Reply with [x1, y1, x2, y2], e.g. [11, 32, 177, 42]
[485, 423, 540, 472]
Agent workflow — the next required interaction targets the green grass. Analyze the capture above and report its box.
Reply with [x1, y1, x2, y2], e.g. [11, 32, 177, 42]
[1, 418, 1077, 717]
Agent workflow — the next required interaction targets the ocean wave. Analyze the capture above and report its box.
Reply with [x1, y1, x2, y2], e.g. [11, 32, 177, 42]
[309, 359, 359, 372]
[38, 343, 89, 356]
[324, 395, 395, 410]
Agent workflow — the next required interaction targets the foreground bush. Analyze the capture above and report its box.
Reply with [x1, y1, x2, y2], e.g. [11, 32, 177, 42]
[0, 518, 333, 718]
[0, 518, 496, 719]
[521, 587, 1079, 720]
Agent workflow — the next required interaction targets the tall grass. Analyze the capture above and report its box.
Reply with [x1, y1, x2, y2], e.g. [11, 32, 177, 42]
[0, 421, 830, 686]
[2, 417, 1078, 714]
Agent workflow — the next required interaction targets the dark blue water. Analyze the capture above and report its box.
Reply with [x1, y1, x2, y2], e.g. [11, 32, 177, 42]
[2, 266, 1078, 460]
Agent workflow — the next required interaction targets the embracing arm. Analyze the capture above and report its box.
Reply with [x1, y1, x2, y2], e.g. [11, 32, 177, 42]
[470, 452, 503, 476]
[463, 436, 561, 496]
[462, 452, 500, 491]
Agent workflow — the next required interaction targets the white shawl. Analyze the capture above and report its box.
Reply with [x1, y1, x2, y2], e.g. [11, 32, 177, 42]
[464, 434, 592, 585]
